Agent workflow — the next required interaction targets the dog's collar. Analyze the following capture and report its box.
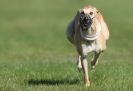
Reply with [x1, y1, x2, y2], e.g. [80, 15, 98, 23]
[80, 19, 101, 41]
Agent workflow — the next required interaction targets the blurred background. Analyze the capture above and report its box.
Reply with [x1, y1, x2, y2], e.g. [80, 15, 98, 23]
[0, 0, 133, 91]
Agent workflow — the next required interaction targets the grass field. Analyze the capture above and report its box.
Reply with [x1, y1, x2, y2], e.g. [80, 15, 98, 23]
[0, 0, 133, 91]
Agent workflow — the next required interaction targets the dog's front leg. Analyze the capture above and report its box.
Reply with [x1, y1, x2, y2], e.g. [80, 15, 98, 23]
[91, 52, 101, 69]
[81, 56, 90, 87]
[77, 55, 82, 72]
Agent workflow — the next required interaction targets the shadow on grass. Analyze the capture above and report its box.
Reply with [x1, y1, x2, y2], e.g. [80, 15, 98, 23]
[26, 78, 79, 85]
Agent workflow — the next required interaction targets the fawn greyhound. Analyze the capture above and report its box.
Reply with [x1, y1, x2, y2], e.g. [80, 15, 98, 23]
[66, 5, 109, 87]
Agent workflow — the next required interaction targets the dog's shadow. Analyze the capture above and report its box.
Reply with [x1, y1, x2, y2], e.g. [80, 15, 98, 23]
[26, 78, 79, 85]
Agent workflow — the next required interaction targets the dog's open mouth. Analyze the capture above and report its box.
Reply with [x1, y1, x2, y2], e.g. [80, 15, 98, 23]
[79, 13, 93, 30]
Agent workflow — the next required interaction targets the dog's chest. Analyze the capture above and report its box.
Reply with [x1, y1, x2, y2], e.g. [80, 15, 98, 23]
[81, 41, 99, 55]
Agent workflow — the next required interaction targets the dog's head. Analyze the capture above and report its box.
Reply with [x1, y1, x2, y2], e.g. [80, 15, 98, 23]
[77, 6, 99, 30]
[79, 11, 93, 30]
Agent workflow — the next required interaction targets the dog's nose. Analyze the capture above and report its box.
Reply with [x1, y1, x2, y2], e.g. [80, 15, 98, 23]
[84, 17, 92, 23]
[84, 17, 88, 22]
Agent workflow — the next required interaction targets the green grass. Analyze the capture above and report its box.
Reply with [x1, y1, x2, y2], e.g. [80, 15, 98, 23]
[0, 0, 133, 91]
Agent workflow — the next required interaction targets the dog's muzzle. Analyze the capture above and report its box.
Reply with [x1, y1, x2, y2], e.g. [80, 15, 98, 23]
[79, 14, 93, 30]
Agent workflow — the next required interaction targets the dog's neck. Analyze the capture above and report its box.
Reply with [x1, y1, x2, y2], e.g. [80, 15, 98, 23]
[82, 27, 95, 35]
[80, 19, 101, 41]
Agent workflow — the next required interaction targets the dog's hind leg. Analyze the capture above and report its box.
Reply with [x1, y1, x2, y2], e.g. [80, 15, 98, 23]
[91, 52, 101, 69]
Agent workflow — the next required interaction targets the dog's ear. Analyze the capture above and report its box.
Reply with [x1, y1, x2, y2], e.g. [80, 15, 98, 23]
[93, 7, 100, 13]
[77, 9, 84, 16]
[97, 10, 100, 13]
[75, 9, 83, 25]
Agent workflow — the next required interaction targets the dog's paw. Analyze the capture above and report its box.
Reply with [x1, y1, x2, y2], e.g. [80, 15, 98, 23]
[85, 82, 90, 87]
[77, 60, 82, 72]
[91, 65, 96, 69]
[91, 61, 96, 69]
[77, 65, 82, 72]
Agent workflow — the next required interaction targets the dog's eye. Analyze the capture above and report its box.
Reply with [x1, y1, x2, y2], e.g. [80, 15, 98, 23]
[90, 12, 93, 15]
[80, 11, 84, 14]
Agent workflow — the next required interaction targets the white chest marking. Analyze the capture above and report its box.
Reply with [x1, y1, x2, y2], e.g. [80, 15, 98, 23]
[81, 42, 100, 55]
[82, 43, 95, 55]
